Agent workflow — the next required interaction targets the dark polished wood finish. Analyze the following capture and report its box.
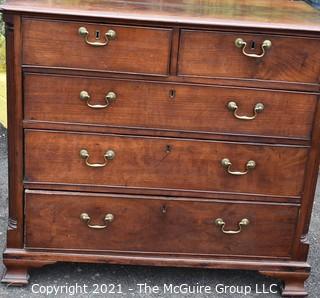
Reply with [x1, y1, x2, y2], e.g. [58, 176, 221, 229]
[4, 14, 24, 249]
[25, 130, 308, 198]
[2, 0, 320, 296]
[2, 0, 320, 32]
[179, 30, 320, 84]
[1, 266, 29, 286]
[24, 73, 317, 140]
[23, 19, 172, 76]
[25, 191, 298, 258]
[1, 248, 310, 286]
[260, 271, 309, 297]
[22, 66, 320, 93]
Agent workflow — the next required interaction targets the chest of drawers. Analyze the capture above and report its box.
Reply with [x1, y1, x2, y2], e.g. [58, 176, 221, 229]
[1, 0, 320, 296]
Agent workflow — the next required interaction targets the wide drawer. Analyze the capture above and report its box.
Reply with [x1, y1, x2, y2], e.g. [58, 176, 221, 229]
[25, 130, 308, 198]
[24, 73, 317, 140]
[22, 19, 172, 76]
[25, 190, 298, 258]
[178, 30, 320, 84]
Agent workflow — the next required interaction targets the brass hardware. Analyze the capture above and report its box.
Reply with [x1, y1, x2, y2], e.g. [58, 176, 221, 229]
[227, 101, 264, 120]
[215, 218, 250, 234]
[80, 90, 117, 109]
[235, 38, 272, 58]
[161, 205, 167, 214]
[221, 158, 256, 176]
[78, 27, 116, 47]
[165, 145, 172, 153]
[169, 89, 176, 99]
[80, 213, 114, 229]
[80, 149, 115, 168]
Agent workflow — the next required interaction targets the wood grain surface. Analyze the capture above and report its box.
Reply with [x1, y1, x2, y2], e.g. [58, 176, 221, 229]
[2, 0, 320, 293]
[2, 0, 320, 32]
[24, 130, 309, 198]
[23, 19, 172, 76]
[179, 30, 320, 84]
[25, 190, 298, 258]
[24, 73, 317, 140]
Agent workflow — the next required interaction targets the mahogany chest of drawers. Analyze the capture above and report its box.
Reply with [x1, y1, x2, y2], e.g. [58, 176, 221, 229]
[1, 0, 320, 296]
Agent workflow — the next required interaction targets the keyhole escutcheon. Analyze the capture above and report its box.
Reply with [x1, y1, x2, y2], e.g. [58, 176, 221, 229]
[165, 145, 172, 153]
[169, 89, 176, 99]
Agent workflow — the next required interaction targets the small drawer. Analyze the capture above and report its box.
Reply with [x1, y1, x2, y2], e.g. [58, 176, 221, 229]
[25, 190, 298, 258]
[24, 74, 317, 140]
[178, 30, 320, 84]
[22, 19, 172, 76]
[24, 130, 308, 198]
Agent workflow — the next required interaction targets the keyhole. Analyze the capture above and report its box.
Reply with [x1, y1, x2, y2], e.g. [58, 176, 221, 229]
[161, 205, 167, 214]
[95, 30, 101, 40]
[250, 41, 256, 49]
[169, 89, 176, 99]
[165, 145, 172, 153]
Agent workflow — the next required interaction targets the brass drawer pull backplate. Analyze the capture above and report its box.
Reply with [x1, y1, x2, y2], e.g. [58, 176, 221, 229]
[80, 90, 117, 109]
[221, 158, 256, 176]
[215, 218, 250, 234]
[80, 149, 115, 168]
[78, 26, 116, 47]
[235, 38, 272, 58]
[80, 213, 114, 229]
[227, 101, 264, 120]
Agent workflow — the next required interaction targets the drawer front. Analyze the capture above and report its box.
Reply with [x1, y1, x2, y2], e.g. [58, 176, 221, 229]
[178, 30, 320, 84]
[22, 19, 172, 75]
[24, 74, 317, 140]
[25, 130, 308, 197]
[25, 191, 298, 258]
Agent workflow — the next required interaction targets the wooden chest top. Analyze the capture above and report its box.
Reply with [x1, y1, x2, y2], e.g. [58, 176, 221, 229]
[2, 0, 320, 32]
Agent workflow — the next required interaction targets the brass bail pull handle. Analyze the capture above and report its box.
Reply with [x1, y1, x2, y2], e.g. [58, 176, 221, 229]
[221, 158, 256, 176]
[80, 149, 115, 168]
[227, 101, 264, 120]
[235, 38, 272, 58]
[80, 213, 114, 229]
[215, 218, 250, 235]
[78, 27, 116, 47]
[80, 91, 117, 109]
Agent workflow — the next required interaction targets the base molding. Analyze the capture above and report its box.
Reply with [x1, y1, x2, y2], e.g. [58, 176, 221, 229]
[260, 271, 309, 297]
[2, 250, 57, 285]
[2, 248, 311, 297]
